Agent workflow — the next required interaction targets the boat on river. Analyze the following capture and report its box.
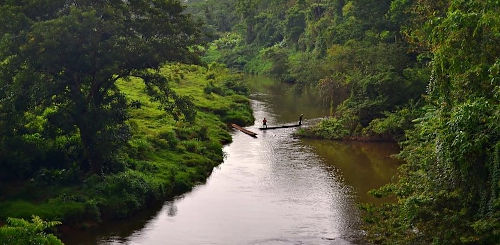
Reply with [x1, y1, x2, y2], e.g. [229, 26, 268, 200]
[231, 124, 258, 137]
[259, 124, 301, 130]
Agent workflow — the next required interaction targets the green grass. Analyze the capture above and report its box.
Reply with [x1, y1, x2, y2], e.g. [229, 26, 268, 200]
[0, 200, 85, 222]
[0, 64, 254, 225]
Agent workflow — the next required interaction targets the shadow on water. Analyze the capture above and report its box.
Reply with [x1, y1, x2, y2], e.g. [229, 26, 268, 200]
[62, 75, 401, 245]
[301, 139, 401, 204]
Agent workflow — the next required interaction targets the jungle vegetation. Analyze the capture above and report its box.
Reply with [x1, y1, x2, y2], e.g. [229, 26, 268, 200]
[187, 0, 499, 243]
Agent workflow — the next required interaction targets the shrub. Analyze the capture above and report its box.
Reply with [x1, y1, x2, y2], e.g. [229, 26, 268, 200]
[298, 117, 350, 140]
[197, 126, 209, 141]
[173, 172, 193, 193]
[364, 104, 423, 140]
[34, 167, 80, 186]
[0, 216, 63, 245]
[128, 138, 153, 158]
[203, 81, 225, 95]
[95, 171, 152, 218]
[158, 130, 179, 149]
[223, 80, 248, 95]
[181, 140, 201, 153]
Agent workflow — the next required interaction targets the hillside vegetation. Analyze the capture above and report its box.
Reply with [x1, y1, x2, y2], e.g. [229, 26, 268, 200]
[0, 1, 255, 242]
[1, 63, 252, 218]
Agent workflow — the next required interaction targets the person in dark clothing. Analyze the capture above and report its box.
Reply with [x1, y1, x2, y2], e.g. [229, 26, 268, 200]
[263, 118, 267, 128]
[299, 114, 303, 125]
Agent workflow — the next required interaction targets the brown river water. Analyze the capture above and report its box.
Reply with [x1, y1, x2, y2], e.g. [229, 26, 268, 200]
[62, 76, 400, 244]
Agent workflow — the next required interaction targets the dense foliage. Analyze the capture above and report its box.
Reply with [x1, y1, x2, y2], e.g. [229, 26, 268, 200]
[0, 216, 62, 245]
[0, 0, 200, 175]
[188, 0, 500, 243]
[362, 0, 500, 243]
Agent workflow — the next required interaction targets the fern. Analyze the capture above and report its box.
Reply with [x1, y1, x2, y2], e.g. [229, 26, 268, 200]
[0, 216, 63, 245]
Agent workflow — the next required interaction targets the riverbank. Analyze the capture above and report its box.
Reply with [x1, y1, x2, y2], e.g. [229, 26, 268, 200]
[297, 128, 396, 142]
[0, 64, 253, 233]
[295, 117, 398, 143]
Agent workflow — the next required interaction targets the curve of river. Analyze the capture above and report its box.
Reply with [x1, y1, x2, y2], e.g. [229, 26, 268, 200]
[63, 76, 400, 244]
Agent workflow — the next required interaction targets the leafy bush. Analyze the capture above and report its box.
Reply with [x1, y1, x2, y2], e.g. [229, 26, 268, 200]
[128, 138, 154, 158]
[181, 140, 202, 153]
[95, 171, 152, 218]
[224, 79, 248, 95]
[364, 104, 423, 141]
[0, 216, 63, 245]
[261, 45, 291, 82]
[157, 130, 179, 149]
[297, 117, 350, 140]
[203, 81, 225, 96]
[222, 107, 254, 125]
[34, 167, 81, 186]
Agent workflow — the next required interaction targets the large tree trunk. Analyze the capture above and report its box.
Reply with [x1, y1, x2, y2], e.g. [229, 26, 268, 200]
[77, 121, 102, 174]
[70, 76, 103, 174]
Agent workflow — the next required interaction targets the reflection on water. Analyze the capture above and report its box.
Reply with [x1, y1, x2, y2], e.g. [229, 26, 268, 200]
[302, 139, 400, 204]
[62, 76, 400, 245]
[245, 75, 329, 123]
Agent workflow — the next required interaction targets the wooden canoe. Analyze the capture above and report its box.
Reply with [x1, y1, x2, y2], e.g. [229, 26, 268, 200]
[231, 124, 258, 137]
[258, 124, 301, 130]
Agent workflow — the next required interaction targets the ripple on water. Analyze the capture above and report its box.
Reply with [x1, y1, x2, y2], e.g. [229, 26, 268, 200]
[249, 236, 355, 245]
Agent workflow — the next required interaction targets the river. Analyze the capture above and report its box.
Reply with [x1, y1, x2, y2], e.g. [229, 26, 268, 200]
[62, 76, 400, 244]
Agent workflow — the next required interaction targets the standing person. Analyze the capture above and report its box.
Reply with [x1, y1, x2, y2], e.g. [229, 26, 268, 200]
[263, 118, 267, 128]
[299, 114, 303, 125]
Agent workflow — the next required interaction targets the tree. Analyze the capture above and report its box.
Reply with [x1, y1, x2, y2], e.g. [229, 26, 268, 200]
[237, 0, 261, 44]
[284, 4, 306, 48]
[0, 0, 200, 173]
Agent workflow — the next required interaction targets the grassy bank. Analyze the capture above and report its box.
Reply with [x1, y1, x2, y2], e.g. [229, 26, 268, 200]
[0, 64, 253, 230]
